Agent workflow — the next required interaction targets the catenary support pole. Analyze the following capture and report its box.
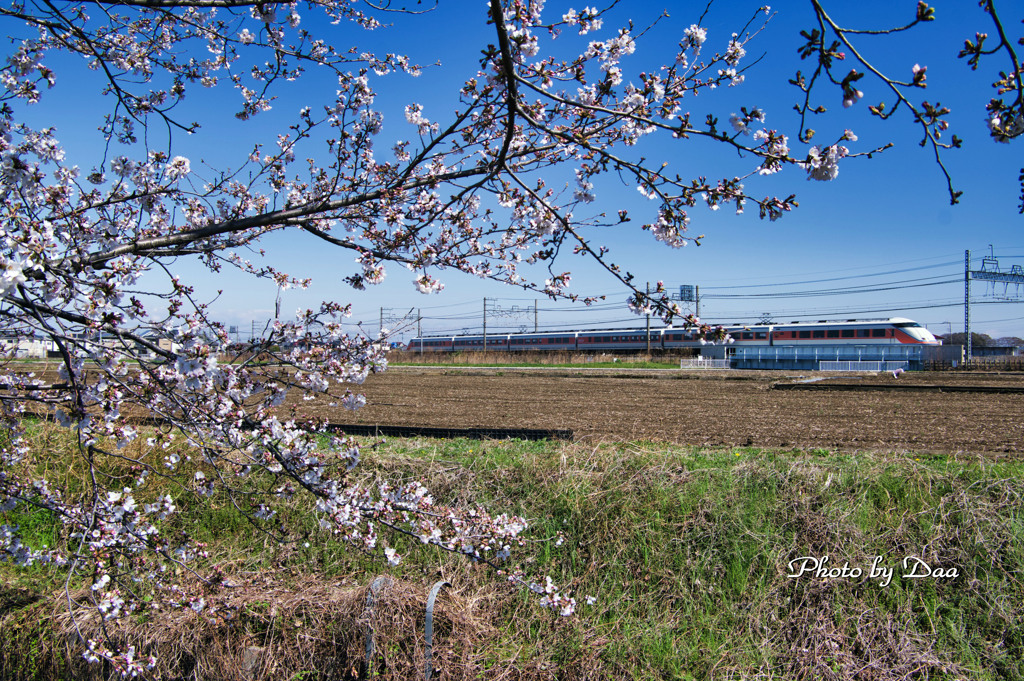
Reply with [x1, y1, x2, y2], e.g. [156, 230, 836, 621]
[646, 282, 651, 353]
[965, 250, 971, 369]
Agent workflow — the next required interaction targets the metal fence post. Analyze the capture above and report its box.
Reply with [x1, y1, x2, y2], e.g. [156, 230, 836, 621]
[362, 576, 392, 679]
[424, 581, 452, 680]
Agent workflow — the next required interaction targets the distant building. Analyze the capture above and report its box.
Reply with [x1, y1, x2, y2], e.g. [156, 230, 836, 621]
[0, 336, 57, 359]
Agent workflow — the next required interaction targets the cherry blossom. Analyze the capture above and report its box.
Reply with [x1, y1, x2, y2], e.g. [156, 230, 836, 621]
[797, 0, 1021, 207]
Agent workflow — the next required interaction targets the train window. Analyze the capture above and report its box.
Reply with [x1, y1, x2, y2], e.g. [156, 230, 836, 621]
[857, 329, 870, 338]
[799, 331, 811, 339]
[872, 329, 886, 338]
[756, 332, 767, 340]
[827, 330, 839, 338]
[813, 330, 825, 339]
[841, 330, 854, 338]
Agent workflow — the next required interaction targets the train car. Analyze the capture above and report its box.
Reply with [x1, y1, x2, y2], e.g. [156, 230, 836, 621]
[575, 329, 659, 351]
[509, 331, 578, 351]
[450, 334, 511, 352]
[408, 317, 940, 353]
[748, 317, 939, 347]
[410, 336, 456, 352]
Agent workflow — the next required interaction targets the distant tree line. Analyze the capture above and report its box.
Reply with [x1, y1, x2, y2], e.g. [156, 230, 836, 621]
[943, 333, 1024, 347]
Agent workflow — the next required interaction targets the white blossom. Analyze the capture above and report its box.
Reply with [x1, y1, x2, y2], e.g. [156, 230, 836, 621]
[165, 156, 191, 181]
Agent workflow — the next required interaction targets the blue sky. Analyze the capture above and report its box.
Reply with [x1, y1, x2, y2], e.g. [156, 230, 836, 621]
[33, 0, 1024, 341]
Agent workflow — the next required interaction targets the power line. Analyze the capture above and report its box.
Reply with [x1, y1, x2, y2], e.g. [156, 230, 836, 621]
[703, 277, 960, 299]
[698, 260, 961, 290]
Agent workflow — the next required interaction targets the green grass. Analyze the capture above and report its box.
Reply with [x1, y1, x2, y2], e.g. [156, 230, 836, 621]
[3, 431, 1024, 679]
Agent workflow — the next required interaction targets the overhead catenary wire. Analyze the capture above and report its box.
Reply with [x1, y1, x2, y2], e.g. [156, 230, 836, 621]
[702, 277, 961, 300]
[699, 260, 962, 290]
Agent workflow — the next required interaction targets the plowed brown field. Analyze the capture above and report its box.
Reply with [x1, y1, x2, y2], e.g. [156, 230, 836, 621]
[285, 368, 1024, 455]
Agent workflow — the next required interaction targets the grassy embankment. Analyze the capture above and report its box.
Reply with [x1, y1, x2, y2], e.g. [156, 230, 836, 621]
[2, 423, 1023, 680]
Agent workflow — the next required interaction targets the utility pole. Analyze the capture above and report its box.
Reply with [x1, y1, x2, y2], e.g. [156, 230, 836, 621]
[482, 297, 487, 353]
[418, 308, 422, 356]
[534, 300, 538, 332]
[696, 285, 700, 319]
[645, 282, 651, 353]
[965, 250, 971, 369]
